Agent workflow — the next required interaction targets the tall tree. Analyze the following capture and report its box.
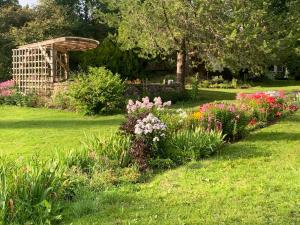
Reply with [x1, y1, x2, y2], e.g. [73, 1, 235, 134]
[0, 4, 32, 80]
[10, 0, 74, 45]
[101, 0, 297, 84]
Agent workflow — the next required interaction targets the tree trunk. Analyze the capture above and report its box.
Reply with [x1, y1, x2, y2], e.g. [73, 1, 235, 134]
[176, 39, 187, 87]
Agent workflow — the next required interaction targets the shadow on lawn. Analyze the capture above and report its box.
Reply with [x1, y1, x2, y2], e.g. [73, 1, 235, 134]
[0, 119, 123, 129]
[174, 89, 236, 109]
[248, 132, 300, 142]
[256, 80, 300, 88]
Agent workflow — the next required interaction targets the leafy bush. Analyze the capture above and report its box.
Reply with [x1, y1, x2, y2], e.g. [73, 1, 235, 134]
[48, 88, 74, 110]
[164, 128, 224, 163]
[199, 76, 249, 89]
[0, 158, 75, 224]
[0, 80, 40, 107]
[68, 67, 125, 115]
[3, 91, 39, 107]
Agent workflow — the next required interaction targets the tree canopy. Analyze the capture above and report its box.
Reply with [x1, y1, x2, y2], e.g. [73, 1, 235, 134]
[99, 0, 299, 83]
[0, 0, 299, 82]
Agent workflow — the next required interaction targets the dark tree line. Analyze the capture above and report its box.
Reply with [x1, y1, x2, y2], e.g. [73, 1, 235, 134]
[0, 0, 299, 82]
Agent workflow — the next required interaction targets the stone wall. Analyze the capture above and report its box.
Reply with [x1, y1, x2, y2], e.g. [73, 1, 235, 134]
[126, 83, 183, 100]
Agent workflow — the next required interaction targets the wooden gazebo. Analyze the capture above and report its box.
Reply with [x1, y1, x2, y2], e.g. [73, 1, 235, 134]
[12, 36, 99, 95]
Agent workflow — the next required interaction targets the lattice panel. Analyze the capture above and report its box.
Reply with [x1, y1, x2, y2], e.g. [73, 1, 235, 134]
[12, 47, 53, 96]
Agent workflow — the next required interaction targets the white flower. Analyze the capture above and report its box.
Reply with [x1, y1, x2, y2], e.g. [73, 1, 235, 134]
[142, 96, 150, 104]
[153, 137, 160, 142]
[163, 101, 172, 107]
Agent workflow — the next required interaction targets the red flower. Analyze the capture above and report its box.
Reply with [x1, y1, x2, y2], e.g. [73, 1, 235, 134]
[276, 111, 282, 117]
[249, 118, 257, 126]
[288, 105, 299, 112]
[266, 96, 276, 104]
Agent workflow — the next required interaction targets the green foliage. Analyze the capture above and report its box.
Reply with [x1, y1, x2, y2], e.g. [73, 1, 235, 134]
[165, 128, 224, 163]
[0, 158, 75, 224]
[81, 133, 132, 168]
[68, 67, 125, 115]
[189, 74, 200, 100]
[72, 37, 145, 79]
[0, 5, 32, 80]
[0, 91, 39, 107]
[199, 77, 248, 89]
[231, 78, 238, 89]
[49, 88, 74, 110]
[10, 0, 73, 45]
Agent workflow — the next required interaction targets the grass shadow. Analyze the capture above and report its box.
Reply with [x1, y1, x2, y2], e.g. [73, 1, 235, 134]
[0, 119, 123, 129]
[174, 89, 236, 109]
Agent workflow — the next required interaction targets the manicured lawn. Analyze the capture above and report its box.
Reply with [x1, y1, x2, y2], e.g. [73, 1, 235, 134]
[67, 110, 300, 225]
[0, 106, 123, 157]
[0, 80, 299, 224]
[1, 80, 299, 157]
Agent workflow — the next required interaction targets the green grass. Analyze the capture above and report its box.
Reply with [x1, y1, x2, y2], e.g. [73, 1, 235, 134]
[1, 80, 299, 157]
[1, 80, 300, 224]
[0, 106, 123, 157]
[67, 110, 300, 225]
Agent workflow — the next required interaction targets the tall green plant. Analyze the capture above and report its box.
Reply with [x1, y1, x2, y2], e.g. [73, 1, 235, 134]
[165, 128, 224, 163]
[0, 158, 74, 224]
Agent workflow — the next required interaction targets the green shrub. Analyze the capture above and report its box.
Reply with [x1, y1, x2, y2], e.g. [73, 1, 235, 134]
[231, 78, 238, 88]
[200, 80, 210, 88]
[49, 88, 74, 110]
[0, 158, 75, 224]
[68, 67, 125, 115]
[164, 128, 224, 163]
[2, 91, 39, 107]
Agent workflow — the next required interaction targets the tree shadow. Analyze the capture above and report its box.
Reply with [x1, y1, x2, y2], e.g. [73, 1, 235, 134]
[256, 80, 300, 88]
[0, 119, 123, 129]
[247, 132, 300, 142]
[174, 89, 237, 109]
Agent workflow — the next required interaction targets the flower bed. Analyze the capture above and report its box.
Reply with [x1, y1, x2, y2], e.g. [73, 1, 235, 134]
[193, 91, 299, 140]
[0, 92, 298, 224]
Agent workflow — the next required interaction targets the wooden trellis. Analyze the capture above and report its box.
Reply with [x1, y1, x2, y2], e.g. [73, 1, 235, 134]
[12, 37, 99, 96]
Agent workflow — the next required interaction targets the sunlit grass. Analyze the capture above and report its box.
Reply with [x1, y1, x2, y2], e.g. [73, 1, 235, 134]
[0, 106, 123, 158]
[67, 111, 300, 225]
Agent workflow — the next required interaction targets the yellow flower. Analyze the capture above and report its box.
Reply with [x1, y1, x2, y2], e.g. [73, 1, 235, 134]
[192, 111, 202, 120]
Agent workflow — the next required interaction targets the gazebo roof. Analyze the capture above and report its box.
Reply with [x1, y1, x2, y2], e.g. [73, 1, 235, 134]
[17, 36, 99, 52]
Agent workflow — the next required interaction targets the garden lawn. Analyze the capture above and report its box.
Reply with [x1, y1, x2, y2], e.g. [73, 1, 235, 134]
[1, 80, 300, 158]
[0, 105, 123, 158]
[67, 110, 300, 225]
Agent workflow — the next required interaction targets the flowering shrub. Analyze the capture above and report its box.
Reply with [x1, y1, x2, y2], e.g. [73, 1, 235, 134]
[199, 103, 249, 141]
[127, 96, 171, 114]
[134, 113, 167, 141]
[122, 98, 171, 170]
[0, 80, 15, 97]
[130, 114, 167, 170]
